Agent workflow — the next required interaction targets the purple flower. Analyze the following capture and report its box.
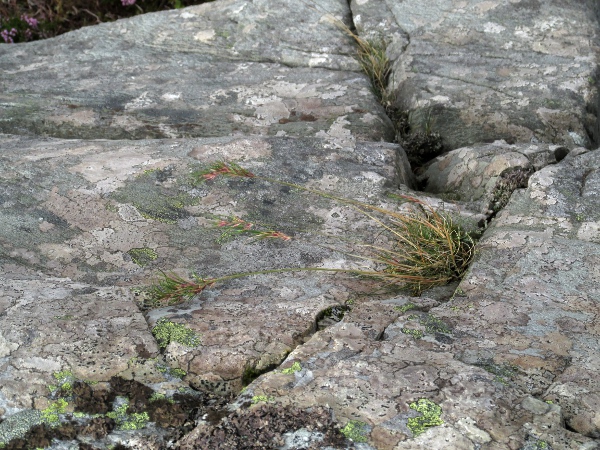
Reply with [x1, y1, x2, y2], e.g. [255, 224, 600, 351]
[121, 0, 136, 5]
[21, 15, 38, 29]
[1, 28, 17, 44]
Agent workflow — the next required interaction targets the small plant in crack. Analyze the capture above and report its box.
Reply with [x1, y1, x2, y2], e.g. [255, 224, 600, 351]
[145, 162, 476, 306]
[395, 109, 445, 168]
[216, 216, 291, 243]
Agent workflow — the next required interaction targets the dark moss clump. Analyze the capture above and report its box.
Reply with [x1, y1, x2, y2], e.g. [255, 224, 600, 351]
[393, 110, 445, 169]
[180, 404, 348, 449]
[488, 166, 534, 214]
[316, 304, 350, 330]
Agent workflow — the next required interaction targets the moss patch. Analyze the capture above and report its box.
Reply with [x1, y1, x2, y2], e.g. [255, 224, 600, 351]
[152, 318, 201, 349]
[110, 168, 198, 224]
[407, 398, 443, 436]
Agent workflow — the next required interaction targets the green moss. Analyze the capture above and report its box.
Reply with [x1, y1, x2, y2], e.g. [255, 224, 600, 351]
[407, 398, 443, 436]
[281, 361, 302, 375]
[149, 392, 175, 404]
[41, 399, 68, 425]
[401, 328, 424, 339]
[127, 247, 158, 267]
[152, 318, 201, 348]
[340, 420, 369, 443]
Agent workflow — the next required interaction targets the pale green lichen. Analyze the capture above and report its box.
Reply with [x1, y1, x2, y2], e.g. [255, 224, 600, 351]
[127, 247, 158, 267]
[0, 410, 43, 445]
[152, 318, 201, 348]
[41, 399, 68, 425]
[407, 398, 443, 436]
[340, 420, 369, 443]
[281, 361, 302, 375]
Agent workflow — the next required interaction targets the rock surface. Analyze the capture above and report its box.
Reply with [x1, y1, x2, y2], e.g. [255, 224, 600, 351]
[0, 0, 599, 448]
[352, 0, 600, 150]
[0, 0, 392, 142]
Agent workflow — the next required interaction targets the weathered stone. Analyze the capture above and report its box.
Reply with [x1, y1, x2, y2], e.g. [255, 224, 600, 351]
[0, 0, 393, 142]
[0, 133, 410, 427]
[419, 140, 572, 214]
[238, 296, 599, 449]
[432, 148, 600, 438]
[351, 0, 600, 149]
[0, 268, 159, 415]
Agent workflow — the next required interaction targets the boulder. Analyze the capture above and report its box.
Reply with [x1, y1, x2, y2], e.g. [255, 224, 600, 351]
[419, 140, 572, 215]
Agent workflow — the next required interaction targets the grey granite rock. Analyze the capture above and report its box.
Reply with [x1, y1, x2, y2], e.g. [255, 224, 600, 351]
[0, 0, 393, 142]
[351, 0, 600, 149]
[1, 0, 599, 448]
[239, 297, 599, 449]
[433, 148, 600, 439]
[419, 140, 572, 215]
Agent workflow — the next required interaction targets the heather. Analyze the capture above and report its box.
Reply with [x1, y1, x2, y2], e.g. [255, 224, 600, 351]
[0, 0, 211, 43]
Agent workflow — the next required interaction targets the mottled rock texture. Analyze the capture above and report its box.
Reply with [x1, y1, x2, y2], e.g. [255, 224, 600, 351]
[352, 0, 600, 150]
[0, 0, 392, 142]
[1, 0, 599, 448]
[434, 148, 600, 439]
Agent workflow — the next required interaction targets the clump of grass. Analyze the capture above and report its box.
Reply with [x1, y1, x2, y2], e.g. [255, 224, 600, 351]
[332, 21, 392, 108]
[354, 36, 391, 107]
[145, 162, 475, 305]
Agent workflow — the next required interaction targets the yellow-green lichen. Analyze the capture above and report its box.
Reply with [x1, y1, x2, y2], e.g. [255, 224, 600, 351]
[149, 392, 174, 404]
[106, 398, 150, 431]
[407, 398, 443, 436]
[41, 399, 68, 425]
[251, 395, 274, 404]
[49, 370, 75, 395]
[281, 361, 302, 375]
[340, 420, 369, 443]
[394, 302, 416, 313]
[127, 247, 158, 267]
[401, 328, 424, 339]
[152, 318, 200, 348]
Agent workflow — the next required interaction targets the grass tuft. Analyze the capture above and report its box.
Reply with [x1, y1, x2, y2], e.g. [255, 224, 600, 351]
[144, 162, 476, 306]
